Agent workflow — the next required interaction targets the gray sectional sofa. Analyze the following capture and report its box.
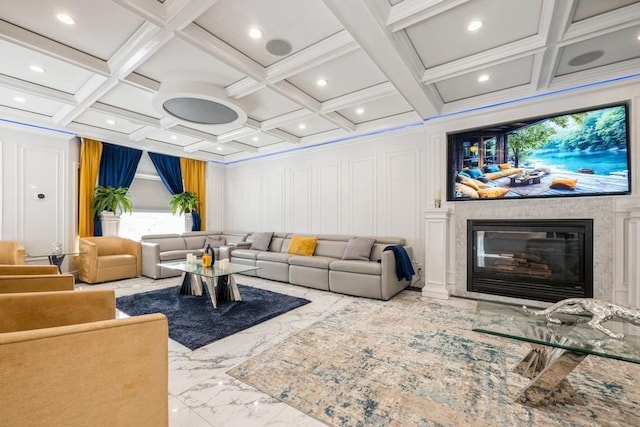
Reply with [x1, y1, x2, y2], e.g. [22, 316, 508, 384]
[141, 230, 413, 300]
[227, 232, 413, 300]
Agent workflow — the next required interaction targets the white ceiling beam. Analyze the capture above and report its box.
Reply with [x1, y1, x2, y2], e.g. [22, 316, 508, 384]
[169, 125, 219, 142]
[263, 128, 300, 145]
[0, 20, 109, 75]
[535, 0, 575, 90]
[178, 23, 266, 82]
[260, 109, 314, 131]
[322, 0, 440, 118]
[0, 74, 76, 105]
[89, 102, 161, 127]
[321, 81, 396, 112]
[563, 2, 640, 42]
[128, 126, 158, 141]
[223, 140, 260, 153]
[183, 139, 215, 153]
[387, 0, 469, 32]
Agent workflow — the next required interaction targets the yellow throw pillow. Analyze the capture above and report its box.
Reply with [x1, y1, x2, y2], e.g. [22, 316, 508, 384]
[550, 177, 578, 190]
[498, 163, 511, 170]
[460, 178, 480, 191]
[477, 187, 509, 198]
[287, 235, 317, 256]
[454, 182, 479, 199]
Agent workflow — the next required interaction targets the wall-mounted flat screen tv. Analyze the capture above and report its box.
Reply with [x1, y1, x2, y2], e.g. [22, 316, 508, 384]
[447, 102, 631, 201]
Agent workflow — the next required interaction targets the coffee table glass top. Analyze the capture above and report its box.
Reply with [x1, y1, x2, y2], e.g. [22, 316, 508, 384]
[473, 300, 640, 364]
[159, 261, 259, 278]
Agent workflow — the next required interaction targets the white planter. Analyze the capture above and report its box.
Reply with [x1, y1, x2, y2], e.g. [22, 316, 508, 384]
[184, 213, 193, 232]
[100, 211, 121, 236]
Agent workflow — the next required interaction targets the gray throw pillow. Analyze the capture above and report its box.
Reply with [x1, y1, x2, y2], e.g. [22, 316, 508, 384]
[342, 237, 375, 261]
[204, 236, 226, 249]
[249, 232, 274, 251]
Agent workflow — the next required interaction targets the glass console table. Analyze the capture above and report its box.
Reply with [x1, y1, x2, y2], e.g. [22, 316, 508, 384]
[473, 300, 640, 406]
[159, 261, 259, 308]
[26, 251, 83, 274]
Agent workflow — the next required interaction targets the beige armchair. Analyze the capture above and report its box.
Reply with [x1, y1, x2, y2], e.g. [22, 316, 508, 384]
[0, 240, 26, 264]
[0, 289, 168, 426]
[78, 236, 141, 284]
[0, 266, 74, 293]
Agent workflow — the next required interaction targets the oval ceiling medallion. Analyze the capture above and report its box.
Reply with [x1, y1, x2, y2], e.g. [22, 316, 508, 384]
[153, 81, 247, 128]
[568, 50, 604, 67]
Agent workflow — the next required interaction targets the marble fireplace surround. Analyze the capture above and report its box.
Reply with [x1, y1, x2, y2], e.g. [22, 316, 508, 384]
[423, 196, 640, 307]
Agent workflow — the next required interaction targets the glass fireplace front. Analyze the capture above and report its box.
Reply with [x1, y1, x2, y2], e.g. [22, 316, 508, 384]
[467, 219, 593, 302]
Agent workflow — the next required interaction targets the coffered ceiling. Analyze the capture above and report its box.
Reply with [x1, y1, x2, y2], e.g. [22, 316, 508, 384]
[1, 0, 639, 163]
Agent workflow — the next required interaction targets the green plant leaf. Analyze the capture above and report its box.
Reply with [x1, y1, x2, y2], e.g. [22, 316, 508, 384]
[92, 185, 133, 216]
[169, 191, 200, 216]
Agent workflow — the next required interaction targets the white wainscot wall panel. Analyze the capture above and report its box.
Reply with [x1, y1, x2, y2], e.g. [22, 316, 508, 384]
[347, 156, 376, 235]
[316, 162, 340, 233]
[264, 170, 285, 232]
[243, 173, 263, 231]
[385, 150, 418, 241]
[290, 168, 311, 233]
[19, 145, 64, 253]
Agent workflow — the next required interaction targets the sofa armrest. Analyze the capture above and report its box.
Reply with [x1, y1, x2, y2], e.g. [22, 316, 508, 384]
[233, 242, 252, 249]
[120, 238, 142, 276]
[0, 265, 59, 275]
[78, 239, 99, 283]
[0, 274, 74, 293]
[0, 289, 115, 333]
[141, 242, 161, 279]
[0, 313, 168, 426]
[380, 250, 410, 301]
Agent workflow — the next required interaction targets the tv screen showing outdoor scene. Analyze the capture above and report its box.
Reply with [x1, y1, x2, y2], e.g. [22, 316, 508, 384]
[447, 102, 631, 201]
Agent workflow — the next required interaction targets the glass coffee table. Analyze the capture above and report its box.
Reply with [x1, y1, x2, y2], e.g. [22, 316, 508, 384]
[473, 300, 640, 407]
[159, 261, 259, 308]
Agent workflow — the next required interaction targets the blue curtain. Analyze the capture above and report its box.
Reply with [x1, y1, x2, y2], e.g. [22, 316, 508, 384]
[148, 152, 184, 195]
[94, 143, 143, 236]
[191, 211, 201, 232]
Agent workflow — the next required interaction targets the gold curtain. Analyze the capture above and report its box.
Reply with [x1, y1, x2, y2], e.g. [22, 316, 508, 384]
[78, 138, 103, 237]
[180, 157, 206, 230]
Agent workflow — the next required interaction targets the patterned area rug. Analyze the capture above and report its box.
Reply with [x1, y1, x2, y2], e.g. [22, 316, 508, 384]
[227, 297, 640, 426]
[117, 284, 310, 350]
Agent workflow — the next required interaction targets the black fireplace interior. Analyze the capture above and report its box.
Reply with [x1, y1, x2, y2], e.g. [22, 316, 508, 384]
[467, 219, 593, 302]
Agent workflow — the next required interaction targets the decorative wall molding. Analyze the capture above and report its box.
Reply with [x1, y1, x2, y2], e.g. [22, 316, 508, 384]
[422, 208, 450, 300]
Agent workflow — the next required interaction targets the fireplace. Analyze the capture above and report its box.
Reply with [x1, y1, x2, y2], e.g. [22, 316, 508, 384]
[467, 219, 593, 302]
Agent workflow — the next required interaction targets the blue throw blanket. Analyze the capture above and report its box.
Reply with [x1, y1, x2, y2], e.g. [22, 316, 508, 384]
[383, 245, 415, 281]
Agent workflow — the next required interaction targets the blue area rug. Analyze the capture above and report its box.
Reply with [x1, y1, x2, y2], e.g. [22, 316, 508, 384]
[116, 284, 310, 350]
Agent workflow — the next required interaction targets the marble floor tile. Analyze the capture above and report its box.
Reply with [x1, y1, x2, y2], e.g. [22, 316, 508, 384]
[92, 273, 360, 426]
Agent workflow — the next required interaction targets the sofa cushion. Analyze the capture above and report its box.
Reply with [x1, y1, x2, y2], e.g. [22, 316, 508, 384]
[313, 237, 349, 259]
[289, 255, 336, 269]
[287, 235, 317, 256]
[204, 236, 226, 248]
[146, 237, 186, 252]
[329, 260, 381, 275]
[184, 235, 206, 250]
[230, 249, 262, 260]
[341, 237, 375, 261]
[550, 177, 578, 190]
[249, 232, 274, 251]
[97, 254, 137, 268]
[257, 251, 291, 263]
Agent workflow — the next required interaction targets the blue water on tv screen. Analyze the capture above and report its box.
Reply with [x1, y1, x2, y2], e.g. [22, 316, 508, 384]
[447, 103, 631, 201]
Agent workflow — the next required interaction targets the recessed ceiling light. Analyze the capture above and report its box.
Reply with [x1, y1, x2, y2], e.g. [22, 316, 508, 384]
[316, 79, 328, 87]
[13, 96, 26, 103]
[56, 13, 75, 25]
[478, 74, 490, 82]
[249, 28, 263, 39]
[106, 119, 116, 125]
[637, 34, 640, 41]
[467, 20, 482, 32]
[216, 146, 223, 151]
[252, 137, 259, 142]
[355, 108, 364, 115]
[298, 124, 306, 130]
[29, 65, 45, 73]
[170, 135, 177, 140]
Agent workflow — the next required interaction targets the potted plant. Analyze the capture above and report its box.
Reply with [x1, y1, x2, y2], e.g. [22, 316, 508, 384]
[92, 185, 133, 236]
[169, 191, 200, 231]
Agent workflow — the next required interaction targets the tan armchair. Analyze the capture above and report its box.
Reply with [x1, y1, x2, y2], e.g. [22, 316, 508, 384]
[0, 290, 168, 426]
[0, 266, 74, 293]
[78, 236, 141, 284]
[0, 240, 26, 264]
